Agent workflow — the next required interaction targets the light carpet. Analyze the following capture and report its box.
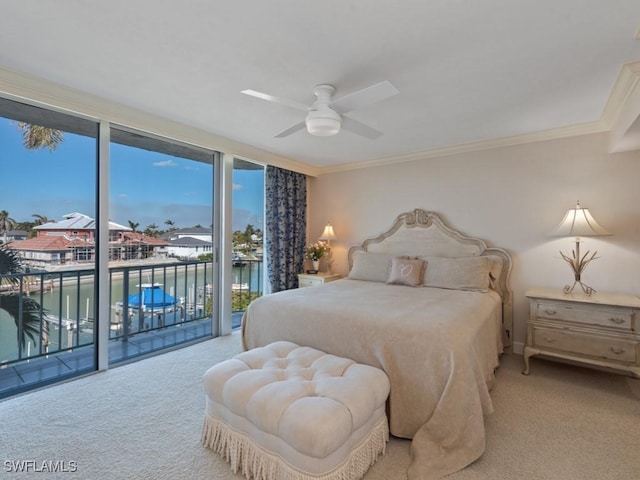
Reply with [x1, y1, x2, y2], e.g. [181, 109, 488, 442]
[1, 331, 639, 479]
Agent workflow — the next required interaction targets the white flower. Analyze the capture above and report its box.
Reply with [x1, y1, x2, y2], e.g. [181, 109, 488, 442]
[305, 242, 327, 261]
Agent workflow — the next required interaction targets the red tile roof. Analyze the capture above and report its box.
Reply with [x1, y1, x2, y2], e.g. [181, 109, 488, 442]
[10, 236, 78, 251]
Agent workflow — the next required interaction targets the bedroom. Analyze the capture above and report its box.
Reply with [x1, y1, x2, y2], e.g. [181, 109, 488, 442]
[1, 2, 640, 479]
[1, 3, 639, 355]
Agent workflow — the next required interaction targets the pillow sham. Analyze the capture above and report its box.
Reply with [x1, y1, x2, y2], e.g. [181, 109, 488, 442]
[421, 256, 492, 292]
[386, 256, 426, 287]
[348, 251, 392, 282]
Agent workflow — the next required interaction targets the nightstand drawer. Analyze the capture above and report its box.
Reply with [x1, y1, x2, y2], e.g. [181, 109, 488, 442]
[298, 273, 343, 288]
[299, 276, 323, 287]
[532, 327, 637, 363]
[536, 301, 634, 331]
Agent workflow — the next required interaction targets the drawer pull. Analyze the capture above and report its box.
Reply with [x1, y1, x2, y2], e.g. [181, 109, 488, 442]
[542, 337, 556, 343]
[609, 347, 625, 355]
[608, 317, 625, 325]
[543, 309, 557, 316]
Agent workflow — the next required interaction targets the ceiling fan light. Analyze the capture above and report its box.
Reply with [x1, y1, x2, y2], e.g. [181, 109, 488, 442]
[305, 107, 341, 136]
[306, 117, 341, 136]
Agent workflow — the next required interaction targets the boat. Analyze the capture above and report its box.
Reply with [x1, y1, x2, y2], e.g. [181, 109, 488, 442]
[115, 283, 181, 315]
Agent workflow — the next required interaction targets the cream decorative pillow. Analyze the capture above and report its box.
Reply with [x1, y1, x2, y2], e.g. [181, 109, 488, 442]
[386, 257, 426, 287]
[348, 251, 392, 282]
[421, 256, 492, 291]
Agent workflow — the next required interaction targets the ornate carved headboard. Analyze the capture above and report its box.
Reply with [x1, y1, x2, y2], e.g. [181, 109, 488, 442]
[347, 208, 513, 348]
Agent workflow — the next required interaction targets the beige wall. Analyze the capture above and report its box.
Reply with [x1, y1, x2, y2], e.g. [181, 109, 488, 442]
[308, 132, 640, 352]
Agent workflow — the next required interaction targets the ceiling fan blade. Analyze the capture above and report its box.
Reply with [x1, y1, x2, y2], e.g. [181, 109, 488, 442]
[241, 89, 309, 112]
[330, 81, 399, 114]
[274, 121, 307, 138]
[341, 116, 384, 139]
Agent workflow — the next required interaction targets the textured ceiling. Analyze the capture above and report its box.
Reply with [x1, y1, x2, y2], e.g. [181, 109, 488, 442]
[1, 1, 639, 169]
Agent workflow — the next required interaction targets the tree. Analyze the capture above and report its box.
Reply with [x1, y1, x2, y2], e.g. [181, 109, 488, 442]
[164, 219, 176, 231]
[232, 224, 262, 255]
[32, 214, 50, 225]
[13, 122, 64, 151]
[144, 223, 159, 237]
[127, 220, 139, 233]
[0, 210, 16, 244]
[0, 245, 46, 348]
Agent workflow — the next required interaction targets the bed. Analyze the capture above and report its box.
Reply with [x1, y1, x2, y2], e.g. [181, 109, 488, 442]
[242, 208, 512, 479]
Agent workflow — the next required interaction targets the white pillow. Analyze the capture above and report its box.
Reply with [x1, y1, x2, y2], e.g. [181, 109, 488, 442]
[348, 251, 392, 282]
[421, 256, 492, 292]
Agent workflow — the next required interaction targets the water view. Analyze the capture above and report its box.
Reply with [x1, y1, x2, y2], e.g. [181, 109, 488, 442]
[0, 99, 265, 398]
[0, 260, 262, 365]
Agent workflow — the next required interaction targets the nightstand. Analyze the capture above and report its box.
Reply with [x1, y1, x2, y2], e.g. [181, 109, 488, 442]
[523, 287, 640, 378]
[297, 273, 343, 288]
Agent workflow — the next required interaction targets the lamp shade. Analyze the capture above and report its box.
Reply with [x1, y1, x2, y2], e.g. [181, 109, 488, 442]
[549, 201, 611, 237]
[319, 223, 336, 241]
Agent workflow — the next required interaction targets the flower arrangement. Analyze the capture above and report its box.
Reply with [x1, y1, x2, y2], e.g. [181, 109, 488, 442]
[305, 241, 328, 261]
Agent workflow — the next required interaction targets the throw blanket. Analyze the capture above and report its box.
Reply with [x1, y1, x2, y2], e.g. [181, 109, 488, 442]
[242, 279, 503, 479]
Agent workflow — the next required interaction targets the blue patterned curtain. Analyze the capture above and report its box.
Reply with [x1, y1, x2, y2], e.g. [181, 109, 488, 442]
[265, 166, 307, 292]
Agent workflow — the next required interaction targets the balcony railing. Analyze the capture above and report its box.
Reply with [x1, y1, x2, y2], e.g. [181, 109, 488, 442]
[0, 258, 263, 398]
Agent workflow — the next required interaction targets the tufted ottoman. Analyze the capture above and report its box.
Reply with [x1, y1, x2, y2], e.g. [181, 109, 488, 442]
[201, 341, 390, 480]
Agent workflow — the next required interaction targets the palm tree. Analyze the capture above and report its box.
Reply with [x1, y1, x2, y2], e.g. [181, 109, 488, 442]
[164, 219, 175, 231]
[13, 122, 64, 151]
[0, 210, 16, 244]
[0, 245, 46, 348]
[32, 213, 50, 225]
[127, 220, 139, 233]
[144, 223, 159, 237]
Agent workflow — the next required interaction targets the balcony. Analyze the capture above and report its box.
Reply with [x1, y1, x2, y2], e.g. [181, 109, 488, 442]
[0, 259, 263, 399]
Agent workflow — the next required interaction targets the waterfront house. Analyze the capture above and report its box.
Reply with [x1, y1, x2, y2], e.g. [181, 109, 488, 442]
[11, 212, 168, 269]
[5, 230, 27, 241]
[162, 227, 213, 260]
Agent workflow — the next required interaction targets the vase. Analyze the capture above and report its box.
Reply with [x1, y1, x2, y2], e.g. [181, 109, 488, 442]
[312, 260, 319, 271]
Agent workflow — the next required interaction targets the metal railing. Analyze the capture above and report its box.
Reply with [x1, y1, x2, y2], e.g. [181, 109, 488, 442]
[0, 259, 264, 368]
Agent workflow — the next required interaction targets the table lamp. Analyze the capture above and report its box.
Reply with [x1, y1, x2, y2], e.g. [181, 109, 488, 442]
[549, 201, 611, 295]
[319, 223, 336, 273]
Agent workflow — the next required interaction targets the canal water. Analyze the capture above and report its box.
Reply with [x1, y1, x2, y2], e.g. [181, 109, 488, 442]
[0, 261, 261, 364]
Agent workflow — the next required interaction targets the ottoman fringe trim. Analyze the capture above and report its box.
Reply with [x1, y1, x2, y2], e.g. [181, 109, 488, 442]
[201, 414, 389, 480]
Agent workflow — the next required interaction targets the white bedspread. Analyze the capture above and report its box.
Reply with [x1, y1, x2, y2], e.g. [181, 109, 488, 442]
[242, 279, 503, 479]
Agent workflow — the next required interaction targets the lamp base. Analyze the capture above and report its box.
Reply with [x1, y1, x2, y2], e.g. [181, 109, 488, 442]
[563, 281, 595, 296]
[559, 241, 599, 297]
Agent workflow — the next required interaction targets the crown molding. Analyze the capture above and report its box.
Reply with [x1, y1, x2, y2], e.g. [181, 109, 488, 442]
[0, 66, 319, 177]
[601, 61, 640, 129]
[317, 120, 606, 174]
[605, 61, 640, 152]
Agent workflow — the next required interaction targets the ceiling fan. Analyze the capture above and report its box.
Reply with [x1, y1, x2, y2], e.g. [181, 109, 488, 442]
[241, 81, 399, 139]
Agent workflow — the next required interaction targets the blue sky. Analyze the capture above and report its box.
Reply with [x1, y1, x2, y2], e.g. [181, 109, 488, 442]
[0, 118, 264, 232]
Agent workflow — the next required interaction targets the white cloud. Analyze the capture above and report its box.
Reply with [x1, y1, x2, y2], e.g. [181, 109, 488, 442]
[153, 160, 178, 167]
[233, 183, 242, 190]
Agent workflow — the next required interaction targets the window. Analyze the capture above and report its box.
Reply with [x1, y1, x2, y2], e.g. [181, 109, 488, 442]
[0, 97, 99, 396]
[231, 158, 264, 326]
[108, 127, 217, 364]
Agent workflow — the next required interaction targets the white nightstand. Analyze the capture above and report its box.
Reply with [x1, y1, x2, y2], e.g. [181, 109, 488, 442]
[297, 273, 343, 288]
[523, 287, 640, 378]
